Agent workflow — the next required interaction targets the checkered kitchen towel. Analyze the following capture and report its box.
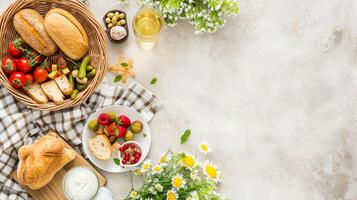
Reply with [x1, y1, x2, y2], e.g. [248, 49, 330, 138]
[0, 80, 162, 200]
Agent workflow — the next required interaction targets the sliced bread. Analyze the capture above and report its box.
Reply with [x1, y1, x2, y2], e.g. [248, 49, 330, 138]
[54, 75, 73, 96]
[88, 135, 112, 160]
[23, 83, 49, 104]
[41, 80, 64, 105]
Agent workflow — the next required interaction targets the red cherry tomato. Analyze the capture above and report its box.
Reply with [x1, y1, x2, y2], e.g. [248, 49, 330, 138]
[33, 67, 48, 83]
[1, 57, 16, 75]
[16, 58, 32, 73]
[9, 72, 26, 89]
[8, 39, 23, 58]
[25, 74, 33, 86]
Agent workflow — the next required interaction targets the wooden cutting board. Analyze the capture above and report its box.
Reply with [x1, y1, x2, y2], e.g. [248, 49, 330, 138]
[12, 131, 106, 200]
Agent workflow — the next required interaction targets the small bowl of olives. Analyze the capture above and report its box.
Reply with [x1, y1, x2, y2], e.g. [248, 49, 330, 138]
[103, 10, 129, 43]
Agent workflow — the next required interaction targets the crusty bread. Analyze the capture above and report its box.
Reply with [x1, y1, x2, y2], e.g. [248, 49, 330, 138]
[54, 75, 73, 96]
[23, 83, 49, 104]
[88, 135, 112, 160]
[41, 80, 64, 104]
[16, 131, 76, 190]
[13, 9, 57, 56]
[44, 8, 89, 60]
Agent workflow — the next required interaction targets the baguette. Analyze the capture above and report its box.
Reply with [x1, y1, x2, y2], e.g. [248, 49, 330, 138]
[13, 9, 57, 56]
[41, 81, 64, 105]
[54, 75, 73, 96]
[88, 135, 112, 160]
[44, 9, 89, 60]
[23, 83, 49, 104]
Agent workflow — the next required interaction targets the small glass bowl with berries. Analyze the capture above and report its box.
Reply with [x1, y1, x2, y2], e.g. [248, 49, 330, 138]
[118, 141, 142, 167]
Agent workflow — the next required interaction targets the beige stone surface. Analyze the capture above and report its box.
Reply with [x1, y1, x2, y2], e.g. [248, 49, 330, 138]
[1, 0, 357, 199]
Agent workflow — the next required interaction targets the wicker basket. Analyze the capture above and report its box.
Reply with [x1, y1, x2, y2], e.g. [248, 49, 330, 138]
[0, 0, 107, 111]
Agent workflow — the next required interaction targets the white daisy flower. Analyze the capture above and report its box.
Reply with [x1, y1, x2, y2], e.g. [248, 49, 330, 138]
[155, 183, 163, 192]
[159, 153, 170, 164]
[130, 191, 138, 198]
[180, 153, 196, 169]
[171, 174, 186, 189]
[153, 164, 164, 174]
[134, 168, 142, 176]
[166, 189, 178, 200]
[141, 160, 152, 173]
[198, 141, 211, 154]
[202, 161, 221, 182]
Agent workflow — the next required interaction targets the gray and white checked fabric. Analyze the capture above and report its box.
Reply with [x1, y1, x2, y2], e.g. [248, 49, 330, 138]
[0, 80, 162, 200]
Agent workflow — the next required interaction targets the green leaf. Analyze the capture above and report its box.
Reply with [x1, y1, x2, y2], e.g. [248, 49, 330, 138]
[113, 158, 120, 165]
[121, 62, 128, 67]
[114, 75, 122, 83]
[143, 133, 147, 138]
[180, 129, 191, 144]
[150, 77, 158, 85]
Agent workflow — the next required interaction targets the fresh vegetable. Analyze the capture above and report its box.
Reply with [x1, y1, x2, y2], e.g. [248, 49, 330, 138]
[88, 119, 99, 131]
[98, 113, 111, 126]
[78, 55, 90, 79]
[71, 89, 79, 100]
[68, 75, 75, 89]
[16, 57, 32, 73]
[76, 82, 87, 91]
[1, 57, 16, 75]
[117, 126, 126, 138]
[9, 72, 26, 89]
[130, 120, 143, 134]
[86, 65, 93, 72]
[25, 74, 34, 85]
[86, 69, 96, 79]
[124, 130, 134, 141]
[8, 40, 23, 57]
[106, 122, 117, 135]
[118, 115, 131, 128]
[76, 77, 88, 84]
[71, 70, 78, 78]
[34, 66, 48, 83]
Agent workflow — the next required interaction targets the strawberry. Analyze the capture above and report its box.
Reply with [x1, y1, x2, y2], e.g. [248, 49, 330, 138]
[117, 126, 126, 138]
[118, 115, 131, 128]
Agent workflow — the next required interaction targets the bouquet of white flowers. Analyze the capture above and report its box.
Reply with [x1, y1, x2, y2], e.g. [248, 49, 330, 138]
[119, 0, 239, 34]
[125, 142, 227, 200]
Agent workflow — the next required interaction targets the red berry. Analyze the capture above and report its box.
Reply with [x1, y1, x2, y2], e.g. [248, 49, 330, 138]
[130, 160, 136, 164]
[118, 115, 131, 127]
[122, 160, 127, 164]
[129, 144, 136, 149]
[98, 113, 110, 126]
[134, 158, 140, 163]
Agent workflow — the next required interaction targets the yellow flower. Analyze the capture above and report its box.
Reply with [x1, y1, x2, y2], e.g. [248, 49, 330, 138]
[203, 161, 221, 182]
[198, 141, 211, 154]
[159, 154, 169, 164]
[134, 168, 142, 175]
[130, 191, 138, 198]
[141, 160, 151, 173]
[181, 153, 196, 168]
[166, 189, 178, 200]
[153, 164, 163, 174]
[171, 174, 186, 189]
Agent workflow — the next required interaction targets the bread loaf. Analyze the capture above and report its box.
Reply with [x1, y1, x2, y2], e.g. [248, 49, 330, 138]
[44, 9, 89, 60]
[41, 80, 64, 104]
[23, 83, 49, 104]
[54, 75, 73, 96]
[16, 131, 75, 190]
[13, 9, 58, 56]
[88, 135, 112, 160]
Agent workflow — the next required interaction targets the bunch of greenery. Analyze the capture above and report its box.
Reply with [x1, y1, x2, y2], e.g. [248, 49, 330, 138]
[119, 0, 239, 33]
[124, 142, 227, 200]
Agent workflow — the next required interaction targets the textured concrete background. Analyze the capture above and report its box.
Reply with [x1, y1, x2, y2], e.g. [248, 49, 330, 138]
[1, 0, 357, 199]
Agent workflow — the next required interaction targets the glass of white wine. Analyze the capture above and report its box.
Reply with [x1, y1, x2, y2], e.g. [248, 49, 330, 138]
[132, 6, 164, 50]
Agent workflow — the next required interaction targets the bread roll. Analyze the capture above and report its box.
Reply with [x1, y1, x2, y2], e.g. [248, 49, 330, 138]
[16, 131, 75, 190]
[13, 9, 58, 56]
[44, 9, 89, 60]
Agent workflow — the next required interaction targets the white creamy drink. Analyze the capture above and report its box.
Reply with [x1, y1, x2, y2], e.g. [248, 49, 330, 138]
[62, 167, 99, 200]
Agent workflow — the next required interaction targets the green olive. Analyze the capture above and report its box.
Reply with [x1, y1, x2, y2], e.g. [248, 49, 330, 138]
[116, 22, 121, 26]
[107, 12, 114, 18]
[119, 13, 125, 19]
[111, 16, 118, 25]
[115, 12, 120, 18]
[105, 17, 111, 23]
[119, 19, 126, 25]
[108, 23, 113, 28]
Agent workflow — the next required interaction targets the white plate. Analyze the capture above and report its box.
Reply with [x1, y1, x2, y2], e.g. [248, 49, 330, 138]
[82, 105, 151, 173]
